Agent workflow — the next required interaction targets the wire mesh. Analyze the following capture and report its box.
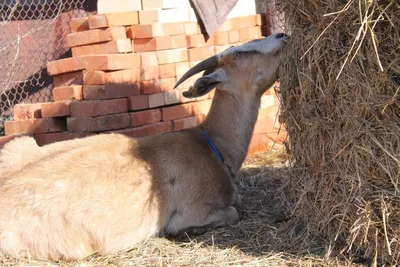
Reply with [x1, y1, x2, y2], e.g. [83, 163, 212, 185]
[0, 0, 97, 135]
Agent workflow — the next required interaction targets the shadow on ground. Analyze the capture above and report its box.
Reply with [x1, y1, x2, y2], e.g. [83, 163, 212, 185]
[169, 154, 327, 257]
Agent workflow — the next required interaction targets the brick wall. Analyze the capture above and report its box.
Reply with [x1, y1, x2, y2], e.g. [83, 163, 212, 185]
[0, 8, 287, 158]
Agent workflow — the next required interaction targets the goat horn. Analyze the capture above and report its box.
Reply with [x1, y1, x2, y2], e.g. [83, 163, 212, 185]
[174, 55, 219, 89]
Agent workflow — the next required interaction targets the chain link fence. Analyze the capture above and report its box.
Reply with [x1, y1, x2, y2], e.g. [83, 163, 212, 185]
[0, 0, 97, 135]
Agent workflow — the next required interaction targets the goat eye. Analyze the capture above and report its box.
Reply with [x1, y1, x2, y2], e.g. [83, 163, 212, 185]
[233, 52, 240, 59]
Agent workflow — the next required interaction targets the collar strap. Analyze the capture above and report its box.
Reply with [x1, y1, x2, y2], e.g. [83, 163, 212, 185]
[201, 127, 235, 178]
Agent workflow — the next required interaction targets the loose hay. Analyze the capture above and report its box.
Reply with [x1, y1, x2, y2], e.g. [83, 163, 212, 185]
[275, 0, 400, 265]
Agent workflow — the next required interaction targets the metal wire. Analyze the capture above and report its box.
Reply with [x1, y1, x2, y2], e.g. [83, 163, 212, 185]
[0, 0, 96, 135]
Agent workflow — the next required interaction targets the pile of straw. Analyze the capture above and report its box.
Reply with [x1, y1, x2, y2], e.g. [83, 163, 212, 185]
[276, 0, 400, 265]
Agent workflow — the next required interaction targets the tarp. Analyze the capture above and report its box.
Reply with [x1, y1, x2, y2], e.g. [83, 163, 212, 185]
[189, 0, 239, 37]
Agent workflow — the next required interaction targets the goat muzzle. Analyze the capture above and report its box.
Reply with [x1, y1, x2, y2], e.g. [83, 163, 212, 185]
[174, 55, 219, 89]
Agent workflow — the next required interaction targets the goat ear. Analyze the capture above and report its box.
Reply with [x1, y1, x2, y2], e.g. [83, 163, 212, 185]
[182, 72, 223, 98]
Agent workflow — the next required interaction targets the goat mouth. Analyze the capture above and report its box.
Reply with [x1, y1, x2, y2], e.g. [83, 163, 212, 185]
[182, 80, 219, 98]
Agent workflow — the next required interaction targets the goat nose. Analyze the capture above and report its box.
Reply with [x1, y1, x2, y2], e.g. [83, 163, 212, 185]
[275, 33, 288, 39]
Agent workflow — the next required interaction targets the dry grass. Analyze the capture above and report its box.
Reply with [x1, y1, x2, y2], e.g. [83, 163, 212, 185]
[275, 0, 400, 265]
[0, 149, 359, 267]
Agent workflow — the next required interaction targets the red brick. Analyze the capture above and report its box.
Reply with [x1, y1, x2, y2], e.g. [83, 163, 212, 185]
[34, 132, 92, 146]
[258, 105, 279, 120]
[13, 103, 42, 121]
[88, 12, 139, 29]
[209, 90, 215, 99]
[213, 31, 229, 45]
[259, 134, 270, 153]
[233, 16, 257, 29]
[47, 57, 86, 76]
[112, 127, 144, 138]
[158, 63, 176, 78]
[83, 83, 140, 100]
[71, 39, 132, 56]
[184, 22, 201, 35]
[228, 29, 240, 43]
[195, 93, 210, 102]
[97, 0, 142, 15]
[145, 121, 172, 135]
[84, 54, 141, 71]
[105, 69, 140, 84]
[138, 8, 190, 24]
[192, 99, 212, 115]
[130, 109, 161, 126]
[140, 66, 160, 81]
[83, 70, 106, 85]
[53, 71, 84, 87]
[239, 26, 262, 42]
[140, 77, 177, 94]
[186, 34, 213, 48]
[274, 94, 281, 106]
[255, 14, 266, 26]
[268, 131, 288, 145]
[187, 46, 214, 62]
[70, 99, 128, 117]
[175, 61, 190, 76]
[133, 37, 170, 52]
[161, 104, 192, 121]
[5, 118, 66, 136]
[217, 19, 235, 32]
[99, 26, 128, 39]
[148, 93, 165, 108]
[41, 101, 71, 118]
[165, 90, 193, 105]
[66, 27, 126, 47]
[261, 25, 270, 37]
[274, 116, 283, 129]
[139, 52, 159, 67]
[67, 113, 130, 132]
[171, 35, 187, 49]
[128, 95, 149, 111]
[133, 35, 186, 52]
[173, 115, 202, 131]
[83, 69, 140, 85]
[247, 134, 261, 157]
[53, 85, 83, 101]
[115, 121, 172, 138]
[164, 90, 181, 105]
[246, 131, 283, 158]
[175, 73, 202, 90]
[132, 38, 154, 52]
[261, 95, 275, 108]
[127, 23, 184, 38]
[254, 118, 275, 134]
[214, 44, 231, 54]
[156, 48, 188, 65]
[70, 17, 90, 32]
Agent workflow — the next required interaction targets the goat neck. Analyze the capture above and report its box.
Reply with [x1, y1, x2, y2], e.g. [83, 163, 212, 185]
[200, 89, 260, 177]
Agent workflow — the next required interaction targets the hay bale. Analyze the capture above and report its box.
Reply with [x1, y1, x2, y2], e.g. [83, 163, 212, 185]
[275, 0, 400, 265]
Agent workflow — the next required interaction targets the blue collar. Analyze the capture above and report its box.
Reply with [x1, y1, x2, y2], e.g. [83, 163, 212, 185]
[201, 127, 234, 178]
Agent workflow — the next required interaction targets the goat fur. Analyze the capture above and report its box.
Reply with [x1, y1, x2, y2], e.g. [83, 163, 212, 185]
[0, 33, 288, 261]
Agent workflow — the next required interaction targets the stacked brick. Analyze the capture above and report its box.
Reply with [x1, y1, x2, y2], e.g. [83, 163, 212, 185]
[1, 9, 286, 156]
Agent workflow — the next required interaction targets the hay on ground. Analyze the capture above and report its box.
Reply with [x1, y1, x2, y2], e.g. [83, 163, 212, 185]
[276, 0, 400, 265]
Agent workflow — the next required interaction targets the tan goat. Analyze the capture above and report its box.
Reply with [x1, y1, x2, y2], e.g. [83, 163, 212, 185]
[0, 32, 289, 261]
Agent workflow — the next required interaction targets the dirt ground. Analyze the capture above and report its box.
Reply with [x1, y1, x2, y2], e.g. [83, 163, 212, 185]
[0, 149, 360, 267]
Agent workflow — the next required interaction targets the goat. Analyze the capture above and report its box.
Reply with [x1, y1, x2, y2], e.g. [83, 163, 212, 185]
[0, 32, 289, 261]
